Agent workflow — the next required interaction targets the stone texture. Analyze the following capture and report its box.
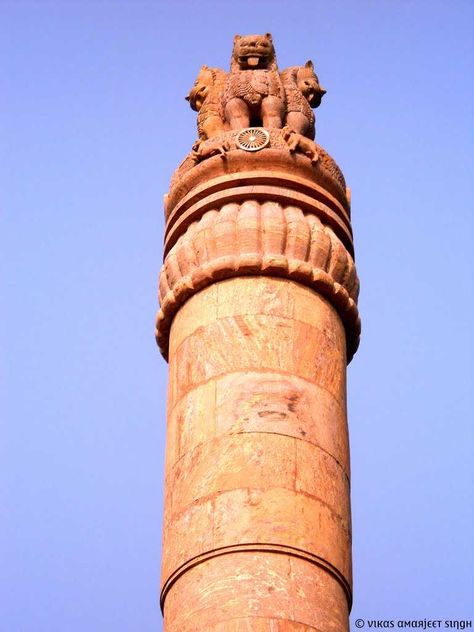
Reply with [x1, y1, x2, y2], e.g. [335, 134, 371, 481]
[160, 277, 353, 628]
[163, 552, 348, 632]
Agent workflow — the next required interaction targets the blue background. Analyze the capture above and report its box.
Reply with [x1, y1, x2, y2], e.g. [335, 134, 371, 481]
[2, 1, 473, 629]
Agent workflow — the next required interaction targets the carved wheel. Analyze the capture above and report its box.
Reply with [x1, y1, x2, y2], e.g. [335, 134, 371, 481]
[236, 127, 270, 152]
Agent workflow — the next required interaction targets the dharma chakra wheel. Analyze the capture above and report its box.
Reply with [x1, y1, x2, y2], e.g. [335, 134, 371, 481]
[236, 127, 270, 151]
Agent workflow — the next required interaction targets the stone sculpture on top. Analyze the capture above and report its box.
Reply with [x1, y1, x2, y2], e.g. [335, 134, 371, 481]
[223, 33, 286, 130]
[185, 33, 326, 163]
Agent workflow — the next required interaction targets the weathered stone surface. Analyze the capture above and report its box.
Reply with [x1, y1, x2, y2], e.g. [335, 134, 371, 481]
[171, 311, 345, 404]
[160, 276, 352, 627]
[213, 371, 349, 474]
[163, 552, 348, 631]
[166, 368, 349, 475]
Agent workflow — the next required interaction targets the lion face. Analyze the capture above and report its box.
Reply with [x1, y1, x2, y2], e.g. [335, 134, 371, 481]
[186, 66, 221, 111]
[297, 61, 326, 108]
[232, 33, 275, 69]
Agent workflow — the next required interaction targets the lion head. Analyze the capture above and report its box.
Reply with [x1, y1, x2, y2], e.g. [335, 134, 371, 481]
[231, 33, 276, 70]
[186, 65, 226, 112]
[296, 60, 326, 108]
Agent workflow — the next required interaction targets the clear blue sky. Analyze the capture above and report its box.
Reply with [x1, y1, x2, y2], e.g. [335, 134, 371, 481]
[2, 1, 473, 630]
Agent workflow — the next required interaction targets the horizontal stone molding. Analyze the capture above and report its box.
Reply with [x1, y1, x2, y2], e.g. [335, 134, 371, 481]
[160, 542, 353, 614]
[156, 200, 360, 361]
[166, 132, 349, 217]
[164, 171, 353, 257]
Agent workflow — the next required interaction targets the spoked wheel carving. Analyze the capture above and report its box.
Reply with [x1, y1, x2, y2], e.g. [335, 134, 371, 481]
[236, 127, 270, 152]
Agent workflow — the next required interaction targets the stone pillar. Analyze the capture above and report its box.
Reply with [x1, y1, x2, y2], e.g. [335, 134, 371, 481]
[156, 36, 360, 632]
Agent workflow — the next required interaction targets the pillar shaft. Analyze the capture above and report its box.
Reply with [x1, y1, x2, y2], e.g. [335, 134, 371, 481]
[162, 275, 351, 630]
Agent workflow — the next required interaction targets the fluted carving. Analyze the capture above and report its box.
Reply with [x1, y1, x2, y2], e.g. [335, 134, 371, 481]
[156, 200, 360, 361]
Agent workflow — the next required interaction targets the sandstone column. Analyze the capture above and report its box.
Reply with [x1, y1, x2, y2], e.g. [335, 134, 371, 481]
[156, 35, 360, 632]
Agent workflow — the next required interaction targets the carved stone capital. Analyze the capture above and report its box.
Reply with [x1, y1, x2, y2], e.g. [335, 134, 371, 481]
[157, 207, 360, 362]
[157, 130, 360, 363]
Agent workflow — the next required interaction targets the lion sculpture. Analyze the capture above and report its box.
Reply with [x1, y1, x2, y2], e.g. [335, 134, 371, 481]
[183, 36, 327, 166]
[280, 60, 326, 139]
[222, 33, 286, 130]
[186, 65, 228, 140]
